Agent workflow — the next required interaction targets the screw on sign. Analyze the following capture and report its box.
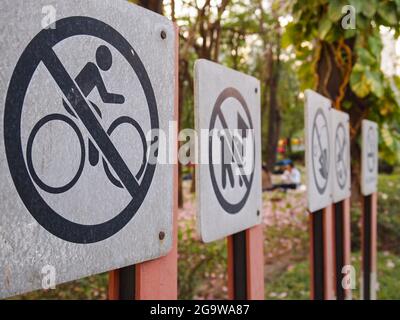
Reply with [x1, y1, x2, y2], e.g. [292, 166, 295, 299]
[311, 108, 330, 195]
[208, 87, 255, 214]
[4, 17, 159, 244]
[335, 122, 348, 190]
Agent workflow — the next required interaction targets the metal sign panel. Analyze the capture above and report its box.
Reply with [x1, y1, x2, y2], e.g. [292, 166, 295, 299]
[195, 59, 262, 243]
[305, 90, 332, 212]
[0, 0, 175, 298]
[331, 109, 351, 203]
[361, 120, 378, 196]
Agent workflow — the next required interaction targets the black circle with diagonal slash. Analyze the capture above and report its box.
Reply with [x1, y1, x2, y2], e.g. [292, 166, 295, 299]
[335, 122, 347, 190]
[209, 87, 255, 214]
[311, 108, 330, 195]
[4, 17, 159, 243]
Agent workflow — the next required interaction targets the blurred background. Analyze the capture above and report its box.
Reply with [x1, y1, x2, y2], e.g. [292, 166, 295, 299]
[13, 0, 400, 300]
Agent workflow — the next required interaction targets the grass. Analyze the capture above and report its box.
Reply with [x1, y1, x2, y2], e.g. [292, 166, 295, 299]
[9, 172, 400, 300]
[266, 171, 400, 300]
[376, 172, 400, 254]
[265, 251, 400, 300]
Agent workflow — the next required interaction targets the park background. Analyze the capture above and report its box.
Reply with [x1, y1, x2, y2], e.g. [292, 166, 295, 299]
[12, 0, 400, 299]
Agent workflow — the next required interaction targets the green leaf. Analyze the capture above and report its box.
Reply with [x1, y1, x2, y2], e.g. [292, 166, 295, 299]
[377, 2, 398, 25]
[356, 14, 370, 29]
[365, 70, 384, 98]
[350, 69, 371, 98]
[318, 16, 332, 40]
[352, 62, 365, 73]
[328, 0, 345, 22]
[344, 28, 357, 39]
[357, 47, 376, 66]
[367, 35, 383, 57]
[382, 124, 394, 148]
[282, 23, 298, 48]
[342, 101, 352, 110]
[363, 0, 377, 18]
[349, 0, 363, 13]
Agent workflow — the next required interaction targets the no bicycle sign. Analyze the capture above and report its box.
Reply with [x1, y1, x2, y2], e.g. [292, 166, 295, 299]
[0, 0, 175, 298]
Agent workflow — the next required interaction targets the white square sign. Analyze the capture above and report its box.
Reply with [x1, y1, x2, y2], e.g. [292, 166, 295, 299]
[0, 0, 175, 298]
[331, 109, 351, 202]
[305, 90, 332, 212]
[195, 59, 262, 243]
[361, 120, 378, 196]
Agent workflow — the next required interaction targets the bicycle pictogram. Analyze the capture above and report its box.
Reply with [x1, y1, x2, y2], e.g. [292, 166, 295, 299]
[4, 17, 159, 243]
[26, 45, 147, 194]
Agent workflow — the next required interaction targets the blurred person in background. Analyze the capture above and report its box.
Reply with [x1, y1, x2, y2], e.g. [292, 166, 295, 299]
[268, 163, 301, 192]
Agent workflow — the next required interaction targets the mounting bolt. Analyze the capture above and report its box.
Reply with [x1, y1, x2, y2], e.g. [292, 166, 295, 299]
[161, 30, 167, 40]
[159, 231, 165, 240]
[257, 210, 260, 216]
[255, 87, 258, 94]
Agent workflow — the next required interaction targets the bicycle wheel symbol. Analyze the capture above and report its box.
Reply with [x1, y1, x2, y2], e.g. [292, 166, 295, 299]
[26, 113, 86, 194]
[26, 112, 147, 194]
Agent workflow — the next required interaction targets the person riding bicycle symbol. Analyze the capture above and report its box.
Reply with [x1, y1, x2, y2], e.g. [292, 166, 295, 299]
[27, 45, 148, 194]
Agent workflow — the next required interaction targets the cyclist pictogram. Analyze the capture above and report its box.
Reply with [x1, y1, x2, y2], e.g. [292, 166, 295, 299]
[4, 17, 159, 243]
[26, 45, 147, 194]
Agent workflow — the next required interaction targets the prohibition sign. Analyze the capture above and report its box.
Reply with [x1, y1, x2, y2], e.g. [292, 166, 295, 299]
[208, 87, 255, 214]
[335, 122, 347, 190]
[4, 17, 159, 244]
[311, 108, 330, 195]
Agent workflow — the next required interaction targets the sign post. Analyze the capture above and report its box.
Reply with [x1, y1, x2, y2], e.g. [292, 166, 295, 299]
[108, 23, 179, 300]
[331, 109, 352, 300]
[0, 0, 176, 299]
[361, 120, 379, 300]
[195, 59, 264, 300]
[305, 90, 335, 300]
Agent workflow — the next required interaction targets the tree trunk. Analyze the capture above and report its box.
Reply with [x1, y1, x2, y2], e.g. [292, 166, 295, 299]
[137, 0, 163, 14]
[265, 76, 281, 171]
[265, 40, 281, 174]
[137, 0, 186, 207]
[316, 39, 365, 202]
[286, 136, 292, 155]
